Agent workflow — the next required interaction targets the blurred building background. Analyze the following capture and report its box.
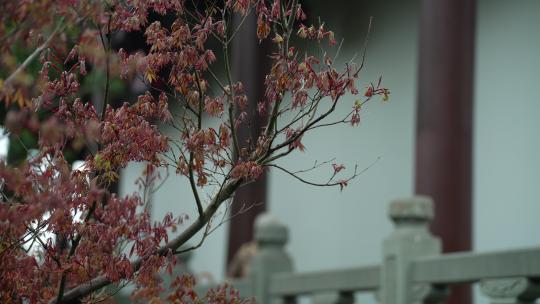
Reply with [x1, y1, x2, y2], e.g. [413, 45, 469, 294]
[116, 0, 540, 303]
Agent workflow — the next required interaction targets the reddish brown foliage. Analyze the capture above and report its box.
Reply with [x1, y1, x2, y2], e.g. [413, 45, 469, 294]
[0, 0, 388, 303]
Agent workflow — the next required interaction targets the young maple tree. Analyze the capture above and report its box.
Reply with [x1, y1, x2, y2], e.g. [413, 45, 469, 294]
[0, 0, 388, 303]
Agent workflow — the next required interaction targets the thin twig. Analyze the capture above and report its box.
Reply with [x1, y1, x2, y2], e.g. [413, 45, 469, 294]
[97, 17, 112, 121]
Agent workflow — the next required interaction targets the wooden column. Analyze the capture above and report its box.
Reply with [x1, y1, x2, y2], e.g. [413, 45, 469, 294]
[226, 11, 272, 273]
[415, 0, 476, 303]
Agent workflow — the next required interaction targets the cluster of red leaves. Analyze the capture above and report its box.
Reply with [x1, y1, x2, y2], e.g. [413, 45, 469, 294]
[0, 150, 182, 302]
[162, 274, 251, 304]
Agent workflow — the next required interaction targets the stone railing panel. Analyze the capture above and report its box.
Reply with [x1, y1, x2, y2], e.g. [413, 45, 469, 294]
[191, 197, 540, 304]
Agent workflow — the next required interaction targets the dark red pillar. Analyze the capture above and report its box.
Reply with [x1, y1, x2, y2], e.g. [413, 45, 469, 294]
[226, 11, 271, 275]
[415, 0, 475, 303]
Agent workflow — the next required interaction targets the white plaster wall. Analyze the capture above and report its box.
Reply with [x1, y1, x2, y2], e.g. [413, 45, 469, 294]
[474, 2, 540, 302]
[474, 0, 540, 253]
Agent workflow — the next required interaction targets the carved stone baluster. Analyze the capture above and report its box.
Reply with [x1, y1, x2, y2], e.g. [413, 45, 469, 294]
[379, 196, 449, 304]
[480, 278, 540, 304]
[311, 291, 354, 304]
[413, 284, 449, 304]
[282, 295, 297, 304]
[337, 292, 355, 304]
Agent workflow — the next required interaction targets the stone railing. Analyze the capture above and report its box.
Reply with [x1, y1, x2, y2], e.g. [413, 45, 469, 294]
[194, 196, 540, 303]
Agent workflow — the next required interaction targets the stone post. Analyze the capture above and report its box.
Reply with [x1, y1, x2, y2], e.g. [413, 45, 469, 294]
[379, 196, 447, 304]
[249, 213, 294, 304]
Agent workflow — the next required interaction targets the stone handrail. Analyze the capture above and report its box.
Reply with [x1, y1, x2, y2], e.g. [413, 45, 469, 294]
[269, 265, 379, 296]
[412, 246, 540, 284]
[193, 196, 540, 303]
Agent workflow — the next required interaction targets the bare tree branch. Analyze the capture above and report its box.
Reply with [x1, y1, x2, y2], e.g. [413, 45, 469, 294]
[49, 177, 243, 304]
